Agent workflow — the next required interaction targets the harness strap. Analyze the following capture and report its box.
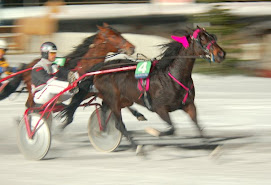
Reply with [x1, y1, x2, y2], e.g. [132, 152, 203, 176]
[136, 60, 159, 110]
[137, 78, 149, 92]
[168, 72, 190, 104]
[137, 60, 158, 94]
[207, 40, 216, 51]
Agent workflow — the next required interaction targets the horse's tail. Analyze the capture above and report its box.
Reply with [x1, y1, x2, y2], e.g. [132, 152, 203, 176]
[0, 63, 27, 100]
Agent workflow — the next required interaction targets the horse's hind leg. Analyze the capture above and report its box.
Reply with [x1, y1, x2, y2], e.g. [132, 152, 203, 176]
[116, 114, 137, 149]
[127, 106, 147, 121]
[109, 105, 137, 150]
[59, 89, 89, 129]
[183, 103, 204, 137]
[101, 101, 110, 128]
[26, 86, 35, 108]
[146, 108, 175, 137]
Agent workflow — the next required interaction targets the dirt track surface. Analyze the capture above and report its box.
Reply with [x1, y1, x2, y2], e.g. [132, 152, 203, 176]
[1, 57, 271, 184]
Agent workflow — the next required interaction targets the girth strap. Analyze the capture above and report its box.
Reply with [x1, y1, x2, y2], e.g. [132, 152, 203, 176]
[168, 72, 191, 104]
[137, 78, 152, 110]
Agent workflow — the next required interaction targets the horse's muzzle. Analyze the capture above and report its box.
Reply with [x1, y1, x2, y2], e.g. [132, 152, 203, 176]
[219, 50, 226, 62]
[119, 46, 135, 56]
[215, 49, 226, 63]
[128, 47, 135, 56]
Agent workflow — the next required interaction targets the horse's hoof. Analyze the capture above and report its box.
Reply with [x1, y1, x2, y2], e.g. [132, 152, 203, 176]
[145, 127, 160, 137]
[136, 145, 146, 156]
[136, 145, 143, 154]
[14, 117, 22, 126]
[199, 129, 205, 138]
[55, 120, 69, 132]
[137, 116, 147, 121]
[209, 145, 223, 158]
[52, 125, 65, 137]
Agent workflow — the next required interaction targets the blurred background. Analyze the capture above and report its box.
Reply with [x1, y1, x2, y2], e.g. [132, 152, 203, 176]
[1, 2, 271, 183]
[0, 0, 271, 76]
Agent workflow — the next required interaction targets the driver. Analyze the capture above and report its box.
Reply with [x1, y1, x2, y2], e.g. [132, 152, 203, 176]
[31, 42, 78, 104]
[0, 39, 17, 76]
[0, 39, 19, 91]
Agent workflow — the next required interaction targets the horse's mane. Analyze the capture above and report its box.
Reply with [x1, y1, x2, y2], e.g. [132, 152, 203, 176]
[107, 26, 121, 35]
[64, 34, 96, 69]
[155, 41, 183, 70]
[64, 26, 120, 70]
[156, 29, 190, 70]
[86, 37, 186, 72]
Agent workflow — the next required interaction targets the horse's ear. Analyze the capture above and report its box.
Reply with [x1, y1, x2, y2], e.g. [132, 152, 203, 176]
[103, 22, 109, 27]
[197, 25, 201, 29]
[186, 26, 194, 34]
[186, 26, 194, 35]
[97, 25, 105, 31]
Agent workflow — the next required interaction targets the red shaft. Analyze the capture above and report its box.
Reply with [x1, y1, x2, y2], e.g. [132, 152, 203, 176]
[0, 67, 33, 83]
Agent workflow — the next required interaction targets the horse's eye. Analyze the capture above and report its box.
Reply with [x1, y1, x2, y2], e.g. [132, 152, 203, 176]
[200, 35, 206, 41]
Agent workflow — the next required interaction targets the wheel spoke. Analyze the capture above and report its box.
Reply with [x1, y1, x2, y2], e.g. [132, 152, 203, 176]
[88, 108, 122, 152]
[17, 113, 51, 160]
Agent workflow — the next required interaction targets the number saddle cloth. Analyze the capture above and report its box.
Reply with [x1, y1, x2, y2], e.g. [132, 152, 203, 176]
[104, 52, 155, 111]
[136, 60, 159, 111]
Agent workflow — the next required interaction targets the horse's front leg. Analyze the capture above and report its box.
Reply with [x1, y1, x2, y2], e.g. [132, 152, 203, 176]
[100, 101, 110, 129]
[145, 107, 175, 137]
[59, 77, 95, 129]
[110, 105, 138, 150]
[183, 102, 204, 137]
[127, 106, 147, 121]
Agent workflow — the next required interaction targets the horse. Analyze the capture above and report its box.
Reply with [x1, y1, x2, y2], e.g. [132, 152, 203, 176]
[0, 23, 146, 121]
[61, 26, 226, 149]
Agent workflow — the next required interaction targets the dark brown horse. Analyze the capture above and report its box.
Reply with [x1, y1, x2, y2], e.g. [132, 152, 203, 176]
[62, 26, 226, 149]
[0, 23, 146, 121]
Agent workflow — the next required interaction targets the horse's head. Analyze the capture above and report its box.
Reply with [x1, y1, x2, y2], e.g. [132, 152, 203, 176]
[192, 26, 226, 63]
[96, 23, 135, 55]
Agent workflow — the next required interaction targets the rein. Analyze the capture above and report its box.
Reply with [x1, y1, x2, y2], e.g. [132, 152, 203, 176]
[0, 55, 110, 83]
[72, 55, 107, 60]
[0, 67, 33, 83]
[101, 62, 137, 69]
[0, 52, 131, 83]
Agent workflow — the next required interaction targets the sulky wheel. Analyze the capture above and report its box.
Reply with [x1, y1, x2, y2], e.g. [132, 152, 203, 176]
[17, 113, 51, 160]
[88, 108, 122, 152]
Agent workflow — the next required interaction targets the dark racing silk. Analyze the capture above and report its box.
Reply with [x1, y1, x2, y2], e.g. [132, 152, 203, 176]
[31, 58, 69, 93]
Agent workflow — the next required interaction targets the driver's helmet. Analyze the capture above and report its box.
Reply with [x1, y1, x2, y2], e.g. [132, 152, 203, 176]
[0, 39, 8, 51]
[40, 42, 57, 59]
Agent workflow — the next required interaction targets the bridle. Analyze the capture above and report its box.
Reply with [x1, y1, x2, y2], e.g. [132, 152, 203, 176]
[99, 28, 129, 54]
[78, 29, 130, 61]
[191, 28, 217, 62]
[167, 28, 218, 104]
[170, 28, 218, 62]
